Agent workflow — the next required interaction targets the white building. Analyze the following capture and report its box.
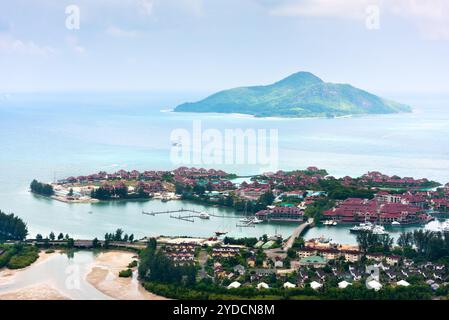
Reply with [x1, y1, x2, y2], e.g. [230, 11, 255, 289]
[338, 280, 352, 289]
[227, 281, 241, 289]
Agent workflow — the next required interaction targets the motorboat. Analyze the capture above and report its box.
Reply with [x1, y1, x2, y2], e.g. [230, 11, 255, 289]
[391, 221, 401, 227]
[199, 212, 210, 219]
[252, 217, 264, 224]
[349, 222, 374, 233]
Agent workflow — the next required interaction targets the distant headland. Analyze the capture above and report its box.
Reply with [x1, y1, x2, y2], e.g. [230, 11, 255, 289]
[174, 71, 412, 118]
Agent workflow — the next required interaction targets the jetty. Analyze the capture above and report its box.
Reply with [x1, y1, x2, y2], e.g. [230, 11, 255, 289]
[142, 208, 203, 216]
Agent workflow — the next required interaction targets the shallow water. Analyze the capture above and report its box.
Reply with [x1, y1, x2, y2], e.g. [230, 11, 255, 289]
[0, 251, 111, 300]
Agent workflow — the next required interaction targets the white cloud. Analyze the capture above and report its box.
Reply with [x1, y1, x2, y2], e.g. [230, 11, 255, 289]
[389, 0, 449, 40]
[270, 0, 375, 20]
[0, 34, 55, 55]
[268, 0, 449, 40]
[106, 26, 140, 38]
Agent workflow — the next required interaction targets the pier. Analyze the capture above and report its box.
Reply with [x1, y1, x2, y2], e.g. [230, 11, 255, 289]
[142, 208, 203, 216]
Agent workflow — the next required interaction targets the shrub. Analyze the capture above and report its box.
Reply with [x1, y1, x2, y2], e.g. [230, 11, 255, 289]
[119, 268, 133, 278]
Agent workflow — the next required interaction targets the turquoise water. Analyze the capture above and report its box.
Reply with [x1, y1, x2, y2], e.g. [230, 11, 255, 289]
[1, 92, 448, 244]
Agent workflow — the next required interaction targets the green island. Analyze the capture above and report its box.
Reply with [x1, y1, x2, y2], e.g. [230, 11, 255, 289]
[174, 72, 412, 118]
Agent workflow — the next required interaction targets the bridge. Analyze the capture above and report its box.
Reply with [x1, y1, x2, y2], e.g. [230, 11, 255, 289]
[283, 218, 314, 251]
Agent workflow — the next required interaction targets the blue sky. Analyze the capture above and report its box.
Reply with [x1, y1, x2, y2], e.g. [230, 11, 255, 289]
[1, 0, 449, 94]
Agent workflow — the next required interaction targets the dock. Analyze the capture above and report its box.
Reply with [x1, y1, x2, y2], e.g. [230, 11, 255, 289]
[170, 214, 195, 223]
[142, 208, 203, 216]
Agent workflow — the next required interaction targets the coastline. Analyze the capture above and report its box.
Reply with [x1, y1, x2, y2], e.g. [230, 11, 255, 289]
[85, 250, 168, 300]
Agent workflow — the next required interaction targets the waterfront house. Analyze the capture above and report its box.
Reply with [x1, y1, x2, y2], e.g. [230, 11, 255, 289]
[342, 250, 361, 263]
[321, 248, 340, 261]
[256, 206, 304, 222]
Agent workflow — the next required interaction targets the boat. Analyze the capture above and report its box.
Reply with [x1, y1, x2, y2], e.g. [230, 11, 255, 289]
[349, 222, 374, 233]
[350, 222, 387, 235]
[199, 212, 210, 219]
[252, 217, 264, 224]
[239, 217, 251, 223]
[391, 221, 401, 227]
[372, 225, 388, 235]
[317, 236, 332, 243]
[323, 220, 337, 226]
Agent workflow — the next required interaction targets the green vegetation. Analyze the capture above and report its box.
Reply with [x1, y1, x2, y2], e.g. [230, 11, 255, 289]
[119, 268, 133, 278]
[91, 184, 150, 200]
[144, 279, 433, 300]
[0, 210, 28, 241]
[128, 260, 138, 268]
[223, 237, 258, 247]
[30, 179, 54, 196]
[0, 244, 39, 269]
[304, 199, 335, 223]
[318, 178, 376, 200]
[175, 71, 411, 118]
[356, 233, 394, 253]
[139, 239, 197, 286]
[397, 230, 449, 262]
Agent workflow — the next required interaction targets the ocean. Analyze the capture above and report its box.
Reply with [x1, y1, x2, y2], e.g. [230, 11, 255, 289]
[1, 91, 448, 244]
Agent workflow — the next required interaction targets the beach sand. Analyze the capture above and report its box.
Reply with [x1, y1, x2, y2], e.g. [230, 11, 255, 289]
[0, 250, 69, 300]
[0, 283, 69, 300]
[86, 251, 168, 300]
[0, 250, 60, 286]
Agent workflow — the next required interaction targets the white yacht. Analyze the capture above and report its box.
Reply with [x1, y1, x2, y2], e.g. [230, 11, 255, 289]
[199, 212, 210, 219]
[252, 217, 264, 224]
[391, 221, 401, 227]
[350, 222, 374, 233]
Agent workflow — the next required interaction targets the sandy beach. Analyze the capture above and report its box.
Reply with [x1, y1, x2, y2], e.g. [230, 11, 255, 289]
[86, 251, 168, 300]
[0, 249, 168, 300]
[0, 250, 68, 300]
[0, 283, 69, 300]
[0, 250, 59, 285]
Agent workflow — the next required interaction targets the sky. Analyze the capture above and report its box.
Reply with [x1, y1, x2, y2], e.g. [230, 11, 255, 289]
[1, 0, 449, 95]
